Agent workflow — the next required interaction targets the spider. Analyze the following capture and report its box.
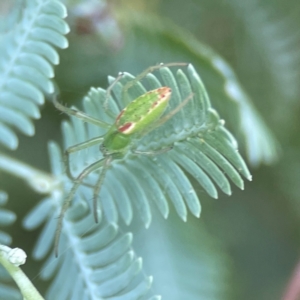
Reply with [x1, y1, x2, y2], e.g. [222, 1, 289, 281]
[53, 62, 193, 256]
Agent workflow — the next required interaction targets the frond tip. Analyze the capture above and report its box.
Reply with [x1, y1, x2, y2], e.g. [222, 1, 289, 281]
[0, 0, 69, 150]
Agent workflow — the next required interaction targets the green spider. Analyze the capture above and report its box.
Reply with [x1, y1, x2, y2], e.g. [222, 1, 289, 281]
[53, 62, 193, 256]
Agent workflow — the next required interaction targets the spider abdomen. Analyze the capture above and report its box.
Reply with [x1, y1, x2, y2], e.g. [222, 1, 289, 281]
[115, 87, 171, 135]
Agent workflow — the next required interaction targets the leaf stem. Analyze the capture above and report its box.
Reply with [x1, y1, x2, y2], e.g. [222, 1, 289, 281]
[0, 153, 57, 194]
[0, 245, 44, 300]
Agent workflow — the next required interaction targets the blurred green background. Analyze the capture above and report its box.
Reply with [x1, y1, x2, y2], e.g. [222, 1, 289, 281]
[1, 0, 300, 299]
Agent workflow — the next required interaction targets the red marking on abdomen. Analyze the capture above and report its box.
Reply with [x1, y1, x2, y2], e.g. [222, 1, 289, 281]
[118, 122, 134, 133]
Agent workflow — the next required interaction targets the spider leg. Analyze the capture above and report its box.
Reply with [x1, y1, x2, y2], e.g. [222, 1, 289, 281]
[133, 145, 174, 156]
[121, 62, 188, 99]
[64, 136, 104, 183]
[153, 92, 194, 128]
[54, 158, 105, 257]
[104, 72, 125, 110]
[105, 63, 188, 110]
[53, 96, 111, 129]
[137, 92, 194, 138]
[93, 156, 112, 223]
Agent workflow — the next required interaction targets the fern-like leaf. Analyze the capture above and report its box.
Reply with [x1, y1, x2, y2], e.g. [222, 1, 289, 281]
[0, 0, 69, 150]
[24, 64, 249, 299]
[120, 14, 280, 167]
[23, 142, 158, 300]
[61, 64, 251, 226]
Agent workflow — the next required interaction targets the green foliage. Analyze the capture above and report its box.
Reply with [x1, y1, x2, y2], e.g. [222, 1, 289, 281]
[59, 65, 250, 226]
[1, 0, 298, 299]
[115, 13, 280, 167]
[0, 0, 69, 150]
[20, 141, 159, 299]
[21, 64, 244, 299]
